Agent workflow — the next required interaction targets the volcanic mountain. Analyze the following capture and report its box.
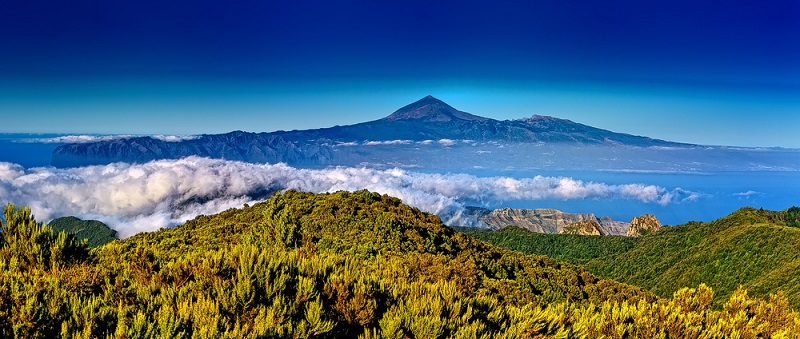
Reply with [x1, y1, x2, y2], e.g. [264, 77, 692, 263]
[51, 95, 690, 167]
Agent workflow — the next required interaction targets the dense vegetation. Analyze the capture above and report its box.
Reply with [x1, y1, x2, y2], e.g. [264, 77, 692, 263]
[49, 216, 117, 247]
[463, 206, 800, 310]
[585, 207, 800, 309]
[459, 226, 639, 263]
[786, 206, 800, 227]
[2, 194, 799, 338]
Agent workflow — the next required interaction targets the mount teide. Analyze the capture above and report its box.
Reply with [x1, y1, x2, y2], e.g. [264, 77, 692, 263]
[52, 95, 689, 167]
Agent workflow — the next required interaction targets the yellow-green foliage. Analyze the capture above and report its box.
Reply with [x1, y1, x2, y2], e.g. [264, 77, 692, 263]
[584, 207, 800, 309]
[1, 194, 799, 338]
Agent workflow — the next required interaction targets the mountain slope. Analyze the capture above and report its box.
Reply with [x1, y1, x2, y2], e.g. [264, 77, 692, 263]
[48, 216, 117, 247]
[584, 207, 800, 308]
[52, 95, 689, 167]
[2, 197, 799, 338]
[461, 226, 639, 263]
[463, 206, 800, 309]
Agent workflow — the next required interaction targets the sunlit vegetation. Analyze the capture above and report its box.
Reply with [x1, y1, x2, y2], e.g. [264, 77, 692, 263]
[2, 194, 799, 338]
[464, 206, 800, 311]
[584, 207, 800, 309]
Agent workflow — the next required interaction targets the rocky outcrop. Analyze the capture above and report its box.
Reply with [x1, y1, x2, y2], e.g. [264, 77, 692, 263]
[482, 208, 597, 233]
[627, 214, 662, 237]
[560, 220, 606, 235]
[479, 207, 632, 235]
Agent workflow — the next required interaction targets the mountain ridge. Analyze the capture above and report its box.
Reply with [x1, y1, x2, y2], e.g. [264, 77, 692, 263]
[476, 207, 630, 235]
[52, 95, 692, 167]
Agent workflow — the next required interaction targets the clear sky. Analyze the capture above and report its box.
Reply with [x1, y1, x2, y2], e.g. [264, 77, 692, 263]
[1, 0, 798, 147]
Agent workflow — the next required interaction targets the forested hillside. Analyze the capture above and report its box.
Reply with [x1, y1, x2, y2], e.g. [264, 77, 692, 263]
[49, 216, 117, 247]
[1, 194, 799, 338]
[459, 226, 638, 263]
[585, 207, 800, 308]
[464, 206, 800, 310]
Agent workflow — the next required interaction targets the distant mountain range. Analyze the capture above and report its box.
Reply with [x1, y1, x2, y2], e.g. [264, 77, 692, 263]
[52, 95, 691, 167]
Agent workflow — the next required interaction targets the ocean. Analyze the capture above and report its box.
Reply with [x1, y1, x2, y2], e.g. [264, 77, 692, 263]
[1, 133, 798, 233]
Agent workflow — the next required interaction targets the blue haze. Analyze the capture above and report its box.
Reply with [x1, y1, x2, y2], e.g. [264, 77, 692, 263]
[2, 135, 798, 227]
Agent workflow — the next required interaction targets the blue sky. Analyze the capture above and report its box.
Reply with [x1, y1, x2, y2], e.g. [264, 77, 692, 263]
[1, 0, 799, 147]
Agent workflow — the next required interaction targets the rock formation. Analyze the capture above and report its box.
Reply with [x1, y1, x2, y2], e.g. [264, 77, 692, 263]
[482, 208, 608, 234]
[560, 219, 606, 235]
[627, 214, 662, 237]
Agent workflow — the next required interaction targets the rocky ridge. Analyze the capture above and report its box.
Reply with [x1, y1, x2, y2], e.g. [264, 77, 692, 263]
[626, 214, 662, 237]
[560, 219, 607, 235]
[480, 208, 629, 235]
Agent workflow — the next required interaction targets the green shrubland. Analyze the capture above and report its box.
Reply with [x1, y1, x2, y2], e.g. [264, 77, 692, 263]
[1, 193, 799, 338]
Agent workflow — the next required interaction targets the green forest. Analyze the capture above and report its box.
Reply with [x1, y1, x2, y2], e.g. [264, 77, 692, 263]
[464, 206, 800, 310]
[48, 216, 117, 248]
[2, 191, 800, 338]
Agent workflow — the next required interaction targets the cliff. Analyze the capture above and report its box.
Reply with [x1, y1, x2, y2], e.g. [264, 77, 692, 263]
[626, 214, 662, 237]
[480, 207, 629, 235]
[560, 219, 607, 235]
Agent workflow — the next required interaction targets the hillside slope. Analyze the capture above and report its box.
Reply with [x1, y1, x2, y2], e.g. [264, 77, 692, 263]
[585, 207, 800, 308]
[464, 206, 800, 309]
[460, 226, 639, 263]
[2, 197, 799, 338]
[48, 216, 117, 247]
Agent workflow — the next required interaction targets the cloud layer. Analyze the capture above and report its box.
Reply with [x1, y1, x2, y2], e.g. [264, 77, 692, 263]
[0, 157, 698, 238]
[17, 134, 198, 144]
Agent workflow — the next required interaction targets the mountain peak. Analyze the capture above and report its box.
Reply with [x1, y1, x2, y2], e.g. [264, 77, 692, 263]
[384, 96, 490, 122]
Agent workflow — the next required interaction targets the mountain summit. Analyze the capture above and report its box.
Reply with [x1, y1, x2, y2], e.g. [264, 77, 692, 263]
[52, 95, 690, 167]
[384, 95, 489, 122]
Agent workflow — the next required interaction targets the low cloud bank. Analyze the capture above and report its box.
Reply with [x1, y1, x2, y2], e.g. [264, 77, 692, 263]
[18, 134, 198, 144]
[0, 157, 698, 238]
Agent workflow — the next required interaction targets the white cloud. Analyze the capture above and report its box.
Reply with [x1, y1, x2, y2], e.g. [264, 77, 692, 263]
[363, 140, 413, 146]
[150, 135, 200, 142]
[733, 190, 762, 198]
[17, 134, 197, 144]
[438, 139, 456, 146]
[18, 135, 135, 143]
[334, 141, 359, 147]
[0, 157, 697, 238]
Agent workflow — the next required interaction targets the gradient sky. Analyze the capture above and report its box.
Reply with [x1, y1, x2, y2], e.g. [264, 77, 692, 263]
[1, 0, 798, 147]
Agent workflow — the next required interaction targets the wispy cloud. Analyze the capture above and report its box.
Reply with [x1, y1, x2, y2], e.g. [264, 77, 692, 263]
[0, 157, 699, 238]
[151, 135, 199, 142]
[438, 139, 457, 146]
[363, 140, 413, 146]
[733, 190, 762, 198]
[17, 134, 198, 144]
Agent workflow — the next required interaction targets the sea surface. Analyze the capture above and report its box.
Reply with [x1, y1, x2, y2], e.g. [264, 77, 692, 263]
[1, 133, 798, 229]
